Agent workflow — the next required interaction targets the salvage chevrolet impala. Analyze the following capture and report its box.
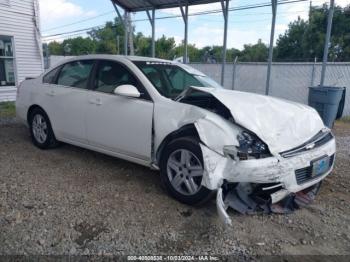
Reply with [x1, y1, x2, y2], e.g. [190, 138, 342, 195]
[16, 55, 336, 225]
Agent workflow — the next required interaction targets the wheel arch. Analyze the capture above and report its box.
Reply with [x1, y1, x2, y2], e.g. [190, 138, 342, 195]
[155, 123, 200, 165]
[27, 104, 46, 124]
[27, 104, 60, 149]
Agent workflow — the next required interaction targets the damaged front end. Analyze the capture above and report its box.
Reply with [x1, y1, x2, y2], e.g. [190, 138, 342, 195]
[217, 181, 322, 226]
[199, 135, 335, 226]
[160, 86, 336, 225]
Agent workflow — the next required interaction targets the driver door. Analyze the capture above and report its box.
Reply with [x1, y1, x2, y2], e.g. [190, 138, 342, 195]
[86, 60, 154, 162]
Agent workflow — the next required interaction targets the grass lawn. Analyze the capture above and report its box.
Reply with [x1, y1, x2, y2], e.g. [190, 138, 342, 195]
[339, 116, 350, 123]
[0, 102, 16, 118]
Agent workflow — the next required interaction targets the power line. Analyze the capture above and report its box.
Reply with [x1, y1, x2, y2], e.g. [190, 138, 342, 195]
[138, 10, 307, 24]
[42, 0, 309, 39]
[42, 13, 300, 41]
[43, 10, 116, 32]
[43, 32, 89, 42]
[42, 0, 328, 35]
[43, 10, 304, 42]
[130, 0, 309, 22]
[44, 15, 295, 42]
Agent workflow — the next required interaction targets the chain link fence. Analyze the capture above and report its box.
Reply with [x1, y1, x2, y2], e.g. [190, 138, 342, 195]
[190, 62, 350, 117]
[38, 57, 350, 117]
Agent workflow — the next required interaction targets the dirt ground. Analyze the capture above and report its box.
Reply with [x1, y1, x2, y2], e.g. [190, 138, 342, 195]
[0, 119, 349, 258]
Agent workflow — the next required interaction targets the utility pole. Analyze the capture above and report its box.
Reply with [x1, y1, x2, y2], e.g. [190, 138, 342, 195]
[111, 0, 127, 55]
[151, 9, 155, 57]
[128, 12, 134, 56]
[320, 0, 335, 87]
[180, 4, 188, 64]
[265, 0, 277, 95]
[220, 0, 229, 86]
[311, 57, 317, 86]
[124, 11, 128, 55]
[117, 35, 120, 55]
[146, 9, 156, 57]
[231, 56, 238, 90]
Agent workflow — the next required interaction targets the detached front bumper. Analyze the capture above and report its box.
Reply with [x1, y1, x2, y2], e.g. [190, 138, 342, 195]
[200, 138, 336, 226]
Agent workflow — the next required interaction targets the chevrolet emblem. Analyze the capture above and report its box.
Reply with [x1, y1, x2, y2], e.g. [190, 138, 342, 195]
[306, 143, 316, 150]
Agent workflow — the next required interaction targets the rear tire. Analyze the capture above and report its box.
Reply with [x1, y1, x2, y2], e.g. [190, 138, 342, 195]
[160, 137, 213, 205]
[29, 107, 59, 149]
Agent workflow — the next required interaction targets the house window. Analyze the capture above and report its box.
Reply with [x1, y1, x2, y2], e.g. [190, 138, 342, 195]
[0, 36, 15, 86]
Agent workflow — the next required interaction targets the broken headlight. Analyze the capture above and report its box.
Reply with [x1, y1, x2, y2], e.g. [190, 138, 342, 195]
[224, 131, 271, 160]
[236, 131, 271, 160]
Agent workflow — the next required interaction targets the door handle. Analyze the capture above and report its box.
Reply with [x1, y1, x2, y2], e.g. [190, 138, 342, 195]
[89, 98, 102, 105]
[95, 98, 102, 105]
[46, 90, 55, 96]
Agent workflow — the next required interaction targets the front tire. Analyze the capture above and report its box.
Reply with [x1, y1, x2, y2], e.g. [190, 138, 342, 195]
[29, 108, 59, 149]
[160, 137, 213, 205]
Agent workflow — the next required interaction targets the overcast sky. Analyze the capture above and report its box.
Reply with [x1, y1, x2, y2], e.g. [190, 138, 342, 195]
[39, 0, 350, 50]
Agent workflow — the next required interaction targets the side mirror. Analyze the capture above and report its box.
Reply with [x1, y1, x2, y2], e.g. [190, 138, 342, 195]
[114, 85, 141, 98]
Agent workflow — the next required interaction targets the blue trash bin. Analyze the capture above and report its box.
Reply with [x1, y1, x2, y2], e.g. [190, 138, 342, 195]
[308, 86, 346, 128]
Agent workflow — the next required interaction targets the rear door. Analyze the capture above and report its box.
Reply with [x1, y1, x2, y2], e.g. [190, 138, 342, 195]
[42, 60, 94, 144]
[85, 60, 154, 161]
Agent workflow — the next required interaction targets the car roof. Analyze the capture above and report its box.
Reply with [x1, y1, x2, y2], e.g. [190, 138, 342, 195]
[58, 54, 174, 64]
[48, 54, 206, 77]
[125, 56, 173, 63]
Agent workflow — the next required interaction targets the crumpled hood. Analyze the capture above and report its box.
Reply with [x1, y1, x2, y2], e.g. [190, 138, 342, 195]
[189, 87, 325, 154]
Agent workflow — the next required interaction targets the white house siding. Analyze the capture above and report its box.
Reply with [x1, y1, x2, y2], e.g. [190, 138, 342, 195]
[0, 0, 43, 102]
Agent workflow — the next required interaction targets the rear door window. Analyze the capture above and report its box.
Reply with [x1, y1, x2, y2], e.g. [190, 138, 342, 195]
[57, 60, 94, 89]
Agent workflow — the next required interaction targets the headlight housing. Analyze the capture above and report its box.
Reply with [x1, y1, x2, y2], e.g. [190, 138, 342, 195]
[224, 131, 271, 160]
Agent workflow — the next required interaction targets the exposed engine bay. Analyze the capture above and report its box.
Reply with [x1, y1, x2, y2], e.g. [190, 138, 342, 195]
[178, 89, 232, 120]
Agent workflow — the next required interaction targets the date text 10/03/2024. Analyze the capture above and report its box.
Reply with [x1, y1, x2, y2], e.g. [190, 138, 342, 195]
[127, 255, 219, 261]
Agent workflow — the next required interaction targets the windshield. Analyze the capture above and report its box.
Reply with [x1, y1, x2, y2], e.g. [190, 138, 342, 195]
[133, 61, 222, 99]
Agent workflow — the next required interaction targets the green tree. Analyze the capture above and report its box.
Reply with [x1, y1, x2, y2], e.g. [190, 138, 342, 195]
[173, 43, 201, 62]
[48, 41, 63, 55]
[88, 18, 125, 54]
[239, 39, 268, 62]
[134, 32, 151, 56]
[61, 37, 96, 55]
[155, 35, 176, 59]
[274, 18, 309, 61]
[275, 4, 350, 62]
[226, 48, 241, 62]
[196, 46, 240, 63]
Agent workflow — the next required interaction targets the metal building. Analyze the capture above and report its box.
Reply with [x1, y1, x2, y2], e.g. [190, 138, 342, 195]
[110, 0, 335, 92]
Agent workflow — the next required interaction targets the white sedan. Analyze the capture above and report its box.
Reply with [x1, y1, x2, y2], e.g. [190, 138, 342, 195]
[16, 55, 336, 225]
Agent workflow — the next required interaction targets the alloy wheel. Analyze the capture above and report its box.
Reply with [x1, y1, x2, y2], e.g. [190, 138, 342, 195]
[32, 114, 48, 144]
[166, 149, 204, 196]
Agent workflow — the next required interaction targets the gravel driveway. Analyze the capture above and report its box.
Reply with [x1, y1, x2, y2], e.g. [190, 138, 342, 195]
[0, 119, 350, 257]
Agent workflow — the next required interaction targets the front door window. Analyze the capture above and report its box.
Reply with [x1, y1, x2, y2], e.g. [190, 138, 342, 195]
[94, 60, 139, 94]
[0, 36, 15, 86]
